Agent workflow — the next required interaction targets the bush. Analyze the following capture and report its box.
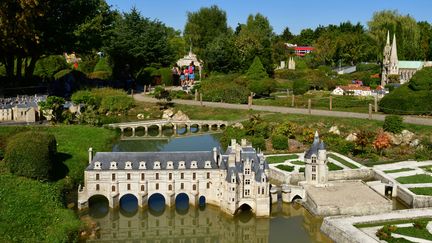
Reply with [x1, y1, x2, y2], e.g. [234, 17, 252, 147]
[246, 56, 268, 81]
[71, 90, 97, 106]
[88, 70, 111, 80]
[4, 131, 57, 180]
[34, 55, 68, 81]
[136, 67, 158, 84]
[220, 127, 247, 149]
[39, 96, 66, 123]
[272, 135, 289, 150]
[248, 78, 276, 96]
[273, 121, 297, 138]
[251, 136, 266, 151]
[200, 74, 249, 104]
[376, 225, 397, 240]
[53, 69, 72, 80]
[383, 115, 404, 134]
[413, 220, 428, 229]
[157, 67, 173, 86]
[292, 79, 310, 95]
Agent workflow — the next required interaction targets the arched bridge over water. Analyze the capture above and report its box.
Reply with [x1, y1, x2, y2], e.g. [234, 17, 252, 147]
[108, 119, 230, 138]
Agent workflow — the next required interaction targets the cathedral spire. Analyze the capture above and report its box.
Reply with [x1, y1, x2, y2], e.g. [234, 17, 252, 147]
[386, 30, 390, 46]
[390, 33, 398, 62]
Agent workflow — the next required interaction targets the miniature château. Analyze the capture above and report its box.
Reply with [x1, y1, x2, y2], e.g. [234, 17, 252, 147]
[0, 95, 46, 123]
[382, 31, 432, 85]
[78, 139, 271, 217]
[304, 131, 328, 185]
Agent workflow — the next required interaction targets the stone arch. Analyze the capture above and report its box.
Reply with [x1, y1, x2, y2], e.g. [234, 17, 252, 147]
[210, 124, 218, 131]
[176, 124, 188, 135]
[147, 125, 160, 136]
[201, 124, 210, 132]
[175, 193, 190, 213]
[189, 123, 199, 133]
[123, 127, 133, 137]
[88, 194, 109, 218]
[291, 195, 303, 203]
[235, 203, 254, 223]
[148, 193, 166, 214]
[161, 124, 174, 136]
[135, 126, 146, 137]
[119, 194, 138, 215]
[219, 124, 227, 130]
[198, 196, 206, 207]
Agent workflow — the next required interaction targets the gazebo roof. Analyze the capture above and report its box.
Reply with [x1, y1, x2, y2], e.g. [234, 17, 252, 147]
[177, 51, 202, 68]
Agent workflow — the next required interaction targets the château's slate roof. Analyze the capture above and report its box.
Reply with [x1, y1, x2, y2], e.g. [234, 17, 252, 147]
[305, 131, 326, 159]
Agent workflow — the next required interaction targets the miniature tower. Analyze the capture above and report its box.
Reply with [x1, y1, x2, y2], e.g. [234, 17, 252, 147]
[389, 33, 399, 75]
[381, 31, 391, 86]
[288, 57, 296, 70]
[304, 131, 328, 185]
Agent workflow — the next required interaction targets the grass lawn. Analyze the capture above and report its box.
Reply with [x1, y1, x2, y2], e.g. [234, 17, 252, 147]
[329, 154, 359, 169]
[394, 226, 432, 241]
[355, 218, 432, 228]
[0, 174, 82, 242]
[328, 162, 344, 171]
[299, 167, 305, 173]
[266, 154, 298, 164]
[409, 187, 432, 196]
[384, 168, 415, 173]
[420, 166, 432, 173]
[291, 160, 305, 165]
[275, 164, 294, 172]
[396, 174, 432, 184]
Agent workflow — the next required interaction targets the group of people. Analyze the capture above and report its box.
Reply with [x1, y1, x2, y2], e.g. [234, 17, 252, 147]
[172, 62, 196, 89]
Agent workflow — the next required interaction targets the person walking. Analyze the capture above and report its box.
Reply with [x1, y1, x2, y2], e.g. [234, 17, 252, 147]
[188, 61, 195, 85]
[172, 63, 180, 86]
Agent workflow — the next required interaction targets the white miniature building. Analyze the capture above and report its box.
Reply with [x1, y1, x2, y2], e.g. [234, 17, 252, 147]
[78, 139, 271, 217]
[304, 131, 328, 185]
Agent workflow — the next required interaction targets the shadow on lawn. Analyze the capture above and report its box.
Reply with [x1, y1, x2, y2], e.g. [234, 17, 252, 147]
[51, 152, 71, 181]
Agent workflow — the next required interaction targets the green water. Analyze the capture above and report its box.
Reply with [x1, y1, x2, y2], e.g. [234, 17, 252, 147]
[83, 134, 332, 243]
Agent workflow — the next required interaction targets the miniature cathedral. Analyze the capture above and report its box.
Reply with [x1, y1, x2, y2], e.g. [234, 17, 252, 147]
[381, 31, 399, 86]
[304, 131, 328, 185]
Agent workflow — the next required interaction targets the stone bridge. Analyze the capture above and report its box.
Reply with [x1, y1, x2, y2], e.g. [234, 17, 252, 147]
[108, 119, 230, 137]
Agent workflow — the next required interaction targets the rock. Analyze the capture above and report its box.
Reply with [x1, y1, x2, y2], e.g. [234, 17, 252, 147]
[232, 122, 244, 129]
[162, 108, 174, 119]
[329, 126, 340, 135]
[410, 139, 420, 147]
[172, 110, 190, 121]
[137, 113, 145, 120]
[288, 139, 303, 150]
[390, 130, 415, 145]
[345, 133, 357, 142]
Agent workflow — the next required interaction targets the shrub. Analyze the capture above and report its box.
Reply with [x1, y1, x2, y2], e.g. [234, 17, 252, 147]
[39, 96, 66, 123]
[100, 95, 134, 113]
[413, 220, 428, 229]
[248, 78, 276, 96]
[383, 115, 404, 133]
[220, 127, 247, 149]
[53, 69, 72, 80]
[273, 121, 297, 138]
[251, 136, 266, 151]
[246, 56, 268, 81]
[292, 79, 310, 95]
[4, 131, 57, 180]
[200, 74, 249, 104]
[376, 225, 397, 240]
[158, 68, 173, 86]
[33, 55, 68, 81]
[272, 135, 289, 150]
[136, 67, 158, 84]
[71, 90, 97, 106]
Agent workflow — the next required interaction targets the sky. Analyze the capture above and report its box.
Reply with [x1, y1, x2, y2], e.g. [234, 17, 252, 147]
[105, 0, 432, 34]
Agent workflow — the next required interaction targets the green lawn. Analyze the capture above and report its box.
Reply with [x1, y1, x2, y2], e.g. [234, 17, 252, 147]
[266, 154, 298, 164]
[329, 154, 359, 169]
[409, 187, 432, 196]
[328, 162, 344, 171]
[299, 167, 305, 173]
[290, 160, 305, 165]
[384, 168, 415, 174]
[420, 166, 432, 173]
[275, 164, 294, 172]
[355, 218, 432, 228]
[396, 174, 432, 184]
[0, 174, 82, 242]
[394, 226, 432, 241]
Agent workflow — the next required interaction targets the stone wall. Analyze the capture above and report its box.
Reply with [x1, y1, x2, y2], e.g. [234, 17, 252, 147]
[328, 168, 373, 181]
[396, 186, 414, 207]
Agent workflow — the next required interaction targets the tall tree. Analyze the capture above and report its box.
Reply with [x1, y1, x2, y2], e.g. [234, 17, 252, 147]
[184, 5, 229, 57]
[235, 14, 274, 74]
[368, 10, 421, 60]
[104, 8, 174, 77]
[201, 34, 240, 73]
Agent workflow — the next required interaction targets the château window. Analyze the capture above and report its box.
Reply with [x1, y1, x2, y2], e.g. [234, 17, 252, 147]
[258, 188, 260, 194]
[156, 183, 159, 190]
[169, 173, 172, 180]
[245, 189, 250, 196]
[96, 174, 100, 180]
[96, 184, 100, 191]
[207, 172, 210, 179]
[112, 185, 116, 192]
[181, 173, 184, 179]
[193, 184, 196, 191]
[112, 173, 116, 181]
[127, 173, 131, 180]
[193, 173, 196, 180]
[207, 182, 210, 189]
[168, 184, 172, 191]
[127, 184, 131, 190]
[141, 185, 145, 191]
[312, 157, 316, 163]
[312, 165, 316, 172]
[312, 174, 316, 181]
[262, 188, 265, 194]
[245, 168, 250, 175]
[181, 183, 184, 190]
[156, 173, 159, 180]
[141, 173, 145, 180]
[245, 179, 250, 185]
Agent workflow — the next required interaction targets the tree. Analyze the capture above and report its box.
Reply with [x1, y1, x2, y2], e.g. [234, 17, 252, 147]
[281, 27, 294, 42]
[373, 131, 391, 155]
[184, 5, 229, 57]
[235, 14, 274, 74]
[4, 131, 57, 180]
[39, 96, 66, 123]
[201, 34, 240, 73]
[0, 0, 112, 83]
[246, 57, 275, 96]
[104, 8, 174, 77]
[368, 10, 421, 60]
[246, 57, 268, 81]
[355, 130, 372, 151]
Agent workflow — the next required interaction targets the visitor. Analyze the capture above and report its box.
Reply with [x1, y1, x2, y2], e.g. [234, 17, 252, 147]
[183, 67, 189, 85]
[172, 63, 180, 86]
[188, 61, 195, 85]
[180, 69, 186, 87]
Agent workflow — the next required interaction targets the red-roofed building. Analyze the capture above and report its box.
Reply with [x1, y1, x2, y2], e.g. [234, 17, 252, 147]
[294, 46, 314, 56]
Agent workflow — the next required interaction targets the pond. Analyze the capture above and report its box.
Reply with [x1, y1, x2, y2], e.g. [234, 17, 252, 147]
[83, 134, 332, 242]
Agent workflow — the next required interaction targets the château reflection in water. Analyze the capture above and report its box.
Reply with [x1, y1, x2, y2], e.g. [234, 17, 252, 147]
[85, 198, 332, 243]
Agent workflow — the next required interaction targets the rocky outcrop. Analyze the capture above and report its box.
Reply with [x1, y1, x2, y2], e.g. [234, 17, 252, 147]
[389, 130, 415, 146]
[232, 122, 244, 129]
[345, 133, 357, 142]
[137, 113, 145, 120]
[171, 110, 190, 121]
[162, 108, 174, 119]
[329, 126, 340, 135]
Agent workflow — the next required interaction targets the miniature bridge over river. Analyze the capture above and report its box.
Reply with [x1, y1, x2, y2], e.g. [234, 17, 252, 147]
[108, 119, 230, 138]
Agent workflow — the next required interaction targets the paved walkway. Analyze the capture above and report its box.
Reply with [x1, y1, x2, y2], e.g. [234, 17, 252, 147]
[134, 94, 432, 126]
